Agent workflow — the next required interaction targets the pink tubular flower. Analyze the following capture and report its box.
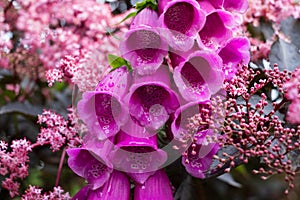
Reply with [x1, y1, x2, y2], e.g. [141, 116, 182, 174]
[198, 9, 235, 49]
[67, 138, 113, 190]
[127, 66, 180, 131]
[134, 170, 173, 200]
[182, 129, 219, 178]
[109, 122, 167, 184]
[197, 0, 248, 13]
[171, 101, 211, 140]
[72, 171, 130, 200]
[218, 37, 250, 80]
[159, 0, 206, 51]
[173, 51, 224, 102]
[120, 8, 168, 75]
[77, 67, 130, 139]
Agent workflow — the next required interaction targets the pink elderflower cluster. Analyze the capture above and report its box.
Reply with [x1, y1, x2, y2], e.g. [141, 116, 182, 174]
[242, 0, 300, 61]
[12, 0, 129, 86]
[0, 1, 12, 68]
[0, 139, 32, 197]
[37, 109, 81, 151]
[284, 66, 300, 124]
[22, 186, 71, 200]
[195, 64, 300, 194]
[244, 0, 300, 26]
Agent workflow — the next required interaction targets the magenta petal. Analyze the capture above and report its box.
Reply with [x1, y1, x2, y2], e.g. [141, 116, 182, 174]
[127, 66, 180, 130]
[223, 0, 248, 13]
[218, 37, 250, 80]
[120, 9, 168, 75]
[173, 51, 224, 102]
[109, 131, 167, 180]
[130, 8, 158, 29]
[67, 147, 113, 190]
[159, 0, 206, 51]
[134, 170, 173, 200]
[72, 185, 90, 200]
[88, 171, 130, 200]
[182, 131, 219, 178]
[197, 0, 222, 13]
[117, 122, 158, 147]
[198, 10, 235, 49]
[171, 101, 210, 140]
[77, 68, 130, 139]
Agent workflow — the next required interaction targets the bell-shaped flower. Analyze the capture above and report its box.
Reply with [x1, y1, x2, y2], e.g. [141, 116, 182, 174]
[158, 0, 206, 51]
[134, 170, 173, 200]
[222, 0, 248, 13]
[171, 101, 211, 142]
[127, 66, 180, 131]
[77, 67, 131, 139]
[197, 0, 248, 13]
[72, 170, 130, 200]
[173, 51, 224, 102]
[120, 8, 168, 75]
[109, 122, 167, 184]
[218, 37, 250, 80]
[169, 42, 200, 68]
[67, 137, 113, 190]
[182, 129, 219, 178]
[198, 9, 236, 49]
[196, 0, 223, 13]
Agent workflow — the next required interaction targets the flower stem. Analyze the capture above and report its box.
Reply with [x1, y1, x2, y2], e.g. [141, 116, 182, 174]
[55, 147, 66, 187]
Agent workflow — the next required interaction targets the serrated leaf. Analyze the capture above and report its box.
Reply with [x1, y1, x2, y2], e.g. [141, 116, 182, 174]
[108, 54, 132, 71]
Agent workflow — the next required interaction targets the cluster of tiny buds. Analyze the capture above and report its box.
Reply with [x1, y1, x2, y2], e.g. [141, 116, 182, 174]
[203, 64, 299, 194]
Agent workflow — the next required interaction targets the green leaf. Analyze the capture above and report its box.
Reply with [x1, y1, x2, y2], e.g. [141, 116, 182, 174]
[108, 54, 132, 71]
[135, 0, 157, 11]
[117, 11, 137, 25]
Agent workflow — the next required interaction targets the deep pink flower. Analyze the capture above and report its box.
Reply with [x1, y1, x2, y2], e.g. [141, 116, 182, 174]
[182, 129, 219, 178]
[109, 122, 167, 184]
[159, 0, 206, 51]
[218, 37, 250, 80]
[197, 0, 248, 13]
[127, 66, 180, 131]
[173, 51, 224, 102]
[223, 0, 248, 13]
[120, 8, 168, 75]
[77, 67, 131, 139]
[72, 171, 130, 200]
[171, 101, 211, 140]
[67, 138, 113, 190]
[134, 170, 173, 200]
[198, 9, 235, 49]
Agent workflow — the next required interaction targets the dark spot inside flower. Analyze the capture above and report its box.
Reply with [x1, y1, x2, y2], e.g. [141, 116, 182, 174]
[181, 58, 207, 95]
[87, 163, 107, 179]
[133, 85, 169, 111]
[164, 2, 194, 34]
[127, 30, 161, 62]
